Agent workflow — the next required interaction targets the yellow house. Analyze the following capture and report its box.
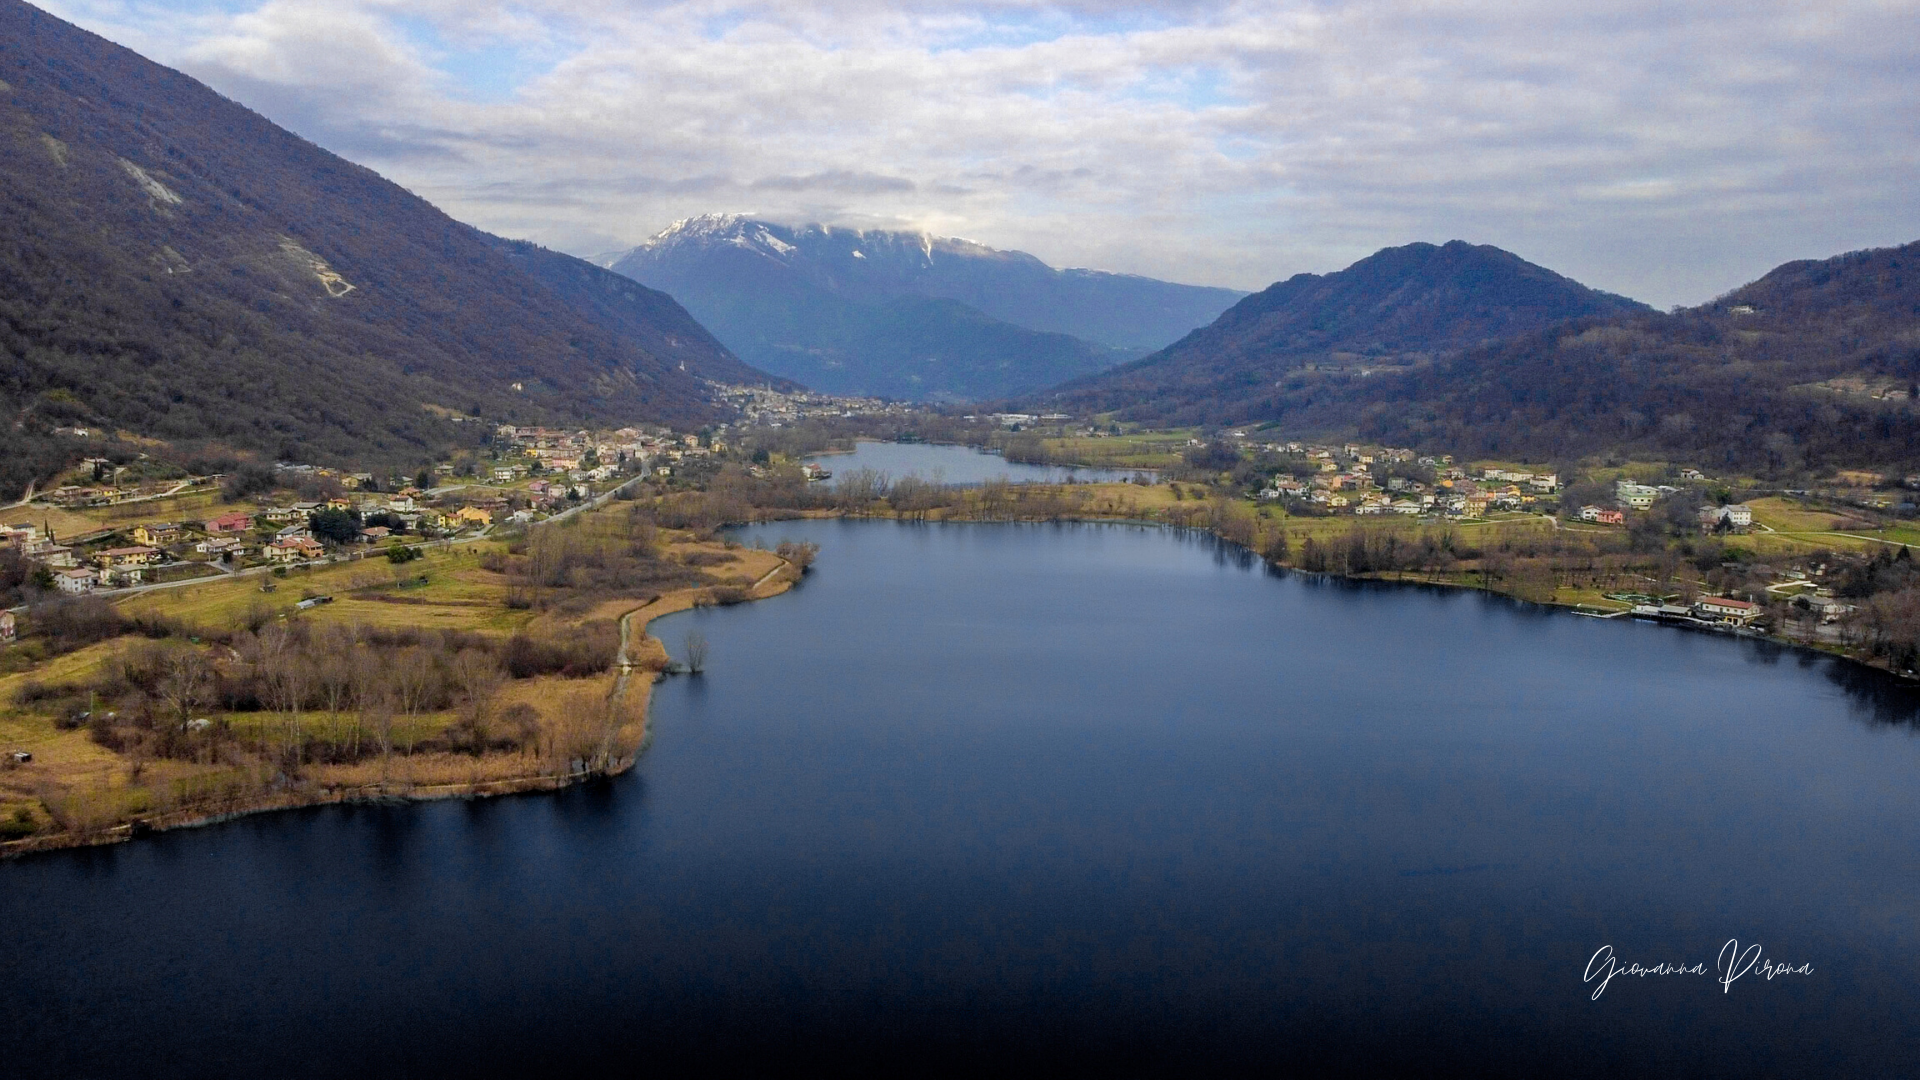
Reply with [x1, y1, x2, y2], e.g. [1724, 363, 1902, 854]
[454, 506, 493, 527]
[131, 523, 183, 546]
[96, 545, 160, 569]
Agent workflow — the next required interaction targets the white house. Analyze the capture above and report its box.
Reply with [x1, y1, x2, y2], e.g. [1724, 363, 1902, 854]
[56, 567, 99, 594]
[1616, 481, 1661, 510]
[1695, 596, 1760, 622]
[1698, 504, 1754, 530]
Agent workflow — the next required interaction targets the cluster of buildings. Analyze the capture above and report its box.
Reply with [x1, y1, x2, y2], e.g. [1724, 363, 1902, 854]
[491, 424, 716, 487]
[1574, 478, 1753, 533]
[1, 487, 506, 596]
[710, 383, 905, 428]
[2, 520, 164, 594]
[1256, 444, 1557, 519]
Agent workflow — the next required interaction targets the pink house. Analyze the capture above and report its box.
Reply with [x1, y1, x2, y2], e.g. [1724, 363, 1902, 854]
[204, 511, 255, 535]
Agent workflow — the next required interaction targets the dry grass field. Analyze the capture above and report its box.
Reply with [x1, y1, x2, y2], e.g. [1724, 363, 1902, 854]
[1, 499, 800, 854]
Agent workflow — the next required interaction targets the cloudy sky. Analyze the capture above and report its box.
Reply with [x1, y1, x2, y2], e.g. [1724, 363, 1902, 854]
[42, 0, 1920, 306]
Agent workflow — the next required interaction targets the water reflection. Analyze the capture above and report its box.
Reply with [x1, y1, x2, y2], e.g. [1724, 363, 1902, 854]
[1821, 656, 1920, 727]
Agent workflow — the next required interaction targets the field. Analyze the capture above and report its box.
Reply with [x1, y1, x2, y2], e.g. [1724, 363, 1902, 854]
[117, 542, 531, 634]
[1743, 497, 1918, 554]
[1025, 430, 1195, 470]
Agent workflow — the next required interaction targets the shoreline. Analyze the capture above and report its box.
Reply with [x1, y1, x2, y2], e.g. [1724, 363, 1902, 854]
[1, 561, 799, 862]
[791, 509, 1902, 685]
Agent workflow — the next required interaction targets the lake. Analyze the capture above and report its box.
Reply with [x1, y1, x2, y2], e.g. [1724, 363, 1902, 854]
[806, 440, 1152, 485]
[5, 520, 1919, 1076]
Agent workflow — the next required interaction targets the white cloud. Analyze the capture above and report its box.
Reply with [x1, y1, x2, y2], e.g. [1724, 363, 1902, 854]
[39, 0, 1920, 306]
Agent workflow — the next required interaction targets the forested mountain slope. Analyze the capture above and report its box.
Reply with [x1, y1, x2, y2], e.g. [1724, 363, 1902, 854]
[478, 234, 784, 390]
[0, 0, 739, 496]
[1329, 240, 1920, 472]
[1043, 240, 1650, 423]
[1065, 238, 1920, 475]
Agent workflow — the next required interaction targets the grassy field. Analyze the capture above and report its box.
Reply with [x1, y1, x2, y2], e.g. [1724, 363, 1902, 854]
[1028, 430, 1194, 470]
[116, 543, 528, 634]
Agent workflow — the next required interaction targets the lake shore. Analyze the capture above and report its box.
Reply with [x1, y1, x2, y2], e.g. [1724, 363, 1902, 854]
[0, 561, 799, 861]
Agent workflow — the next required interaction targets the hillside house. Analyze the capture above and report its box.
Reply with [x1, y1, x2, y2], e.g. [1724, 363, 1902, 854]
[34, 545, 77, 568]
[0, 610, 14, 643]
[1698, 504, 1754, 531]
[1616, 482, 1661, 510]
[1579, 506, 1626, 525]
[204, 511, 254, 535]
[196, 537, 246, 557]
[56, 567, 98, 594]
[131, 522, 185, 547]
[266, 537, 326, 563]
[453, 506, 493, 528]
[96, 546, 160, 571]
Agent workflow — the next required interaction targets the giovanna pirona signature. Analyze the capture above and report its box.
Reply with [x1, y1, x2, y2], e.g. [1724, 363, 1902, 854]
[1584, 941, 1814, 1000]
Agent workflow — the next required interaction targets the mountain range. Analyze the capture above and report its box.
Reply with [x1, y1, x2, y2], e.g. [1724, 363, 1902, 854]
[1042, 236, 1920, 474]
[601, 216, 1246, 401]
[0, 0, 752, 497]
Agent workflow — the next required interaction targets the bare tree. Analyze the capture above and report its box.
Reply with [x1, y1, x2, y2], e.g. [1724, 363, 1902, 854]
[683, 631, 708, 674]
[388, 645, 439, 757]
[313, 626, 358, 753]
[448, 648, 505, 754]
[156, 647, 211, 733]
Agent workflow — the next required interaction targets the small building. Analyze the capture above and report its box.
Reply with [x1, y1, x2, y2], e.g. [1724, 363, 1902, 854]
[266, 537, 326, 563]
[1698, 504, 1753, 532]
[1579, 506, 1626, 526]
[1616, 481, 1661, 510]
[1789, 594, 1853, 623]
[204, 511, 255, 535]
[96, 545, 160, 570]
[196, 536, 246, 557]
[1695, 596, 1760, 622]
[131, 523, 185, 547]
[453, 506, 493, 528]
[35, 545, 78, 569]
[0, 610, 15, 643]
[56, 567, 99, 594]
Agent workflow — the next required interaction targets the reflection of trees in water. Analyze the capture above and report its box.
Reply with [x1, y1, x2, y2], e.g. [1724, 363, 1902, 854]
[1819, 656, 1920, 728]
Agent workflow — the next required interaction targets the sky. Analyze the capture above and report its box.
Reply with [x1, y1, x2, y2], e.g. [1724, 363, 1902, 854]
[40, 0, 1920, 307]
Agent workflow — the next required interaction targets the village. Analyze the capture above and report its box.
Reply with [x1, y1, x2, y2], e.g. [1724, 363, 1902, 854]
[0, 422, 734, 609]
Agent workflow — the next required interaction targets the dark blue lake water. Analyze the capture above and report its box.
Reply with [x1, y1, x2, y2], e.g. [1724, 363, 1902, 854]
[5, 521, 1919, 1076]
[806, 440, 1151, 485]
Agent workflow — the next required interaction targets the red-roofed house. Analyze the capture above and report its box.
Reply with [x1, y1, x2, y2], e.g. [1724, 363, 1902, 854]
[204, 511, 255, 535]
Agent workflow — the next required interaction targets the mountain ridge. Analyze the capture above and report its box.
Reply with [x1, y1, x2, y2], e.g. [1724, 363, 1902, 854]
[603, 215, 1247, 400]
[1073, 238, 1920, 474]
[0, 0, 750, 495]
[1041, 240, 1653, 423]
